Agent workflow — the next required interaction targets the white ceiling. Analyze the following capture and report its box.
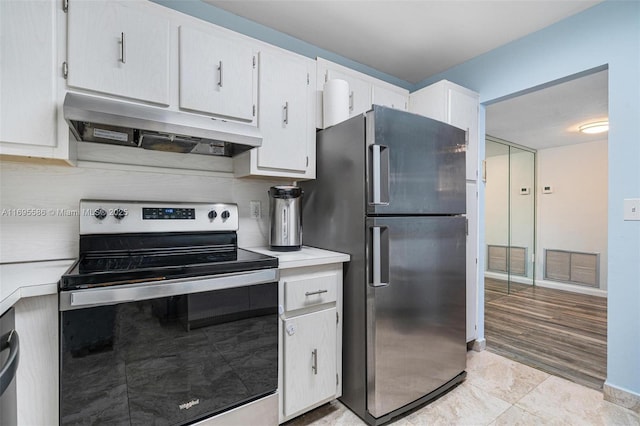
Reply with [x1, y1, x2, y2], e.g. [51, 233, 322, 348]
[204, 0, 601, 84]
[202, 0, 607, 151]
[486, 69, 608, 151]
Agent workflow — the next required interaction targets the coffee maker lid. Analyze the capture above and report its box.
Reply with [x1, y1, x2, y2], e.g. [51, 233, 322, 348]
[269, 185, 303, 199]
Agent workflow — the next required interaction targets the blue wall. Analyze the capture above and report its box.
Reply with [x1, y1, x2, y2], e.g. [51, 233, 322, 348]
[423, 0, 640, 396]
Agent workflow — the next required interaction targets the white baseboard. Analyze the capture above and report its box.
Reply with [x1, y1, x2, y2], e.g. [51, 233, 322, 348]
[484, 272, 607, 298]
[604, 382, 640, 414]
[471, 338, 486, 352]
[484, 271, 533, 285]
[535, 279, 607, 297]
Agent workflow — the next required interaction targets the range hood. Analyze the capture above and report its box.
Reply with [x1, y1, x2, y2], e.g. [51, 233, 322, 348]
[63, 93, 262, 157]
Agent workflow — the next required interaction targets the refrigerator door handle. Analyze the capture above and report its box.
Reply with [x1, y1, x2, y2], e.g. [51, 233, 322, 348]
[370, 226, 390, 287]
[369, 145, 389, 205]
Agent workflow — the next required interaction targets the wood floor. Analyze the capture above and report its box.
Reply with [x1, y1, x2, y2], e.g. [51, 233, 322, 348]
[484, 278, 607, 390]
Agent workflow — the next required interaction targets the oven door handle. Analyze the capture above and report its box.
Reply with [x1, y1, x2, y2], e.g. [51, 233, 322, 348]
[59, 269, 279, 311]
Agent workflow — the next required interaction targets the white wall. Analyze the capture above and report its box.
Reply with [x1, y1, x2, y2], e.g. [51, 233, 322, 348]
[537, 140, 608, 289]
[0, 158, 284, 263]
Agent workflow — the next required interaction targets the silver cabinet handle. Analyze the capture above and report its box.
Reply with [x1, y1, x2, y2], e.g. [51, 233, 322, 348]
[311, 349, 318, 375]
[283, 101, 289, 125]
[119, 32, 126, 64]
[217, 61, 223, 87]
[349, 91, 354, 112]
[0, 329, 19, 396]
[305, 289, 328, 297]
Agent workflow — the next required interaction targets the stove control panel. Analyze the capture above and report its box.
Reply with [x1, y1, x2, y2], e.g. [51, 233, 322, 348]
[80, 200, 239, 234]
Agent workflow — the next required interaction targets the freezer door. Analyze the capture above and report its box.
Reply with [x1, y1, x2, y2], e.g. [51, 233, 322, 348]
[366, 216, 466, 418]
[366, 106, 466, 215]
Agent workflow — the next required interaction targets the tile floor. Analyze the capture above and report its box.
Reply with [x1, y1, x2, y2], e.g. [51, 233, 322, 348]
[287, 350, 640, 426]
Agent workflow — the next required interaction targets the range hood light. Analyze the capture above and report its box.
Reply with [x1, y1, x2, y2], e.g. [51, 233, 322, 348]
[578, 120, 609, 134]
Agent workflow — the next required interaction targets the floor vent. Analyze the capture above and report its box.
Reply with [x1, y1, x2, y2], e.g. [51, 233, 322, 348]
[487, 245, 527, 276]
[545, 249, 599, 287]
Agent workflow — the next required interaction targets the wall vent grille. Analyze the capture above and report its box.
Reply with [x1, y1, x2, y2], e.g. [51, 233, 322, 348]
[545, 249, 599, 287]
[487, 245, 527, 276]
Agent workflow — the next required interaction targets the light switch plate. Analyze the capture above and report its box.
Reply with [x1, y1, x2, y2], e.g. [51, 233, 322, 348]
[623, 198, 640, 221]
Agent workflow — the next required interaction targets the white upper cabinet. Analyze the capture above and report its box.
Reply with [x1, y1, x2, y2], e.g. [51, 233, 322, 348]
[409, 80, 479, 181]
[234, 49, 315, 179]
[179, 26, 257, 123]
[1, 0, 58, 151]
[371, 84, 409, 111]
[67, 0, 171, 106]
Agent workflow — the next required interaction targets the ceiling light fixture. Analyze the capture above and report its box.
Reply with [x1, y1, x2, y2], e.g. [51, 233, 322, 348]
[579, 120, 609, 134]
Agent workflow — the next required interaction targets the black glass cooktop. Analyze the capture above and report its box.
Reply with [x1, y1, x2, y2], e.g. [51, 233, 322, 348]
[59, 248, 278, 291]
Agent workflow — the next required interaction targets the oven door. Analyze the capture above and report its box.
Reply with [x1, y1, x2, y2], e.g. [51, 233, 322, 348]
[59, 269, 278, 425]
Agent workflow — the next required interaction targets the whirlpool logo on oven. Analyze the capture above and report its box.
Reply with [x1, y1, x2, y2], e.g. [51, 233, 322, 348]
[179, 399, 200, 410]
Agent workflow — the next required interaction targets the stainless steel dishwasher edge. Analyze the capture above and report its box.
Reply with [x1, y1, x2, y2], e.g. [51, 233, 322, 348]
[1, 307, 19, 426]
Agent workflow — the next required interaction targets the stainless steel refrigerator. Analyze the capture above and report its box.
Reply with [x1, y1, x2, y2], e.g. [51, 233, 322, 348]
[300, 106, 467, 425]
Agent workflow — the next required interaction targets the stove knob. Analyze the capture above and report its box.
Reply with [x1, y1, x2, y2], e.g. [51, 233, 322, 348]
[221, 210, 230, 220]
[94, 208, 107, 220]
[113, 208, 127, 220]
[208, 210, 217, 220]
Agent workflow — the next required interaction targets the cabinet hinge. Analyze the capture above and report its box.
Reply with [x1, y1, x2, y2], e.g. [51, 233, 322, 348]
[252, 56, 256, 69]
[252, 105, 256, 117]
[465, 218, 469, 236]
[324, 71, 328, 83]
[336, 373, 339, 386]
[307, 73, 310, 85]
[336, 311, 339, 324]
[62, 61, 68, 79]
[62, 0, 68, 12]
[306, 156, 309, 167]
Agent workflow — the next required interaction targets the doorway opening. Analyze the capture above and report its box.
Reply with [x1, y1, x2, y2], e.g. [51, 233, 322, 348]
[482, 68, 608, 390]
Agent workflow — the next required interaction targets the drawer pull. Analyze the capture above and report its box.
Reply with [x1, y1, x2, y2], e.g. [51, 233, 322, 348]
[305, 289, 328, 297]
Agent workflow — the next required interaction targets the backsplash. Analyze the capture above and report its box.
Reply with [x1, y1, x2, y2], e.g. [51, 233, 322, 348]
[0, 158, 286, 263]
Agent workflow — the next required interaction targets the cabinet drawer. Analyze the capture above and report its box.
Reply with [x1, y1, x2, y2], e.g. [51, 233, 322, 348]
[284, 274, 338, 311]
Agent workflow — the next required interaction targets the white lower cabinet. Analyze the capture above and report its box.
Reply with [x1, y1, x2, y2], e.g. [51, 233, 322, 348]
[283, 307, 337, 416]
[278, 263, 343, 423]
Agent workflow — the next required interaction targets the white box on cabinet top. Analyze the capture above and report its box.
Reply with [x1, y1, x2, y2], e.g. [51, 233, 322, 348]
[67, 0, 171, 106]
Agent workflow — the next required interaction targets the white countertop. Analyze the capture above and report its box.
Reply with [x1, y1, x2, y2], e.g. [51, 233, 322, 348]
[0, 247, 350, 316]
[0, 259, 75, 316]
[244, 246, 350, 269]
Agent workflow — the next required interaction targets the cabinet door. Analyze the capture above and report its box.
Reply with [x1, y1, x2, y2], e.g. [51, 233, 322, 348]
[283, 308, 337, 417]
[67, 0, 171, 105]
[372, 85, 408, 111]
[257, 51, 309, 172]
[327, 69, 371, 119]
[448, 89, 479, 180]
[1, 0, 57, 147]
[179, 26, 256, 122]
